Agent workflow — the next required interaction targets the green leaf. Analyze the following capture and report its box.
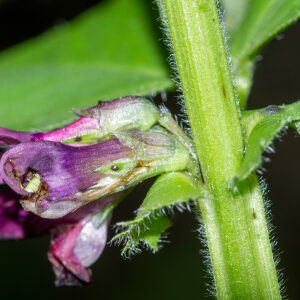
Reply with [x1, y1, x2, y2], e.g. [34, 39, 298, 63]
[235, 101, 300, 182]
[115, 215, 171, 257]
[290, 120, 300, 133]
[229, 0, 300, 108]
[222, 0, 251, 36]
[231, 0, 300, 61]
[138, 172, 203, 214]
[113, 172, 205, 256]
[0, 0, 172, 131]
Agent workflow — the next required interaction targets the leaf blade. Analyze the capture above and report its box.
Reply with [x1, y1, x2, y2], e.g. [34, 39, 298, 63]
[113, 172, 205, 256]
[222, 0, 251, 36]
[235, 101, 300, 182]
[0, 0, 172, 131]
[228, 0, 300, 107]
[231, 0, 300, 61]
[138, 171, 203, 215]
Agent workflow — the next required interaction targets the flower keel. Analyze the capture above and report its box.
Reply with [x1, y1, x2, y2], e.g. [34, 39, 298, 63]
[48, 213, 110, 286]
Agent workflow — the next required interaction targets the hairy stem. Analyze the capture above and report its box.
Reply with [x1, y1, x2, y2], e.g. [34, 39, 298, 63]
[157, 0, 281, 298]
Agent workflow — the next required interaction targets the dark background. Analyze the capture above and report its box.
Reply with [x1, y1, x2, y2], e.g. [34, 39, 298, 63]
[0, 0, 299, 299]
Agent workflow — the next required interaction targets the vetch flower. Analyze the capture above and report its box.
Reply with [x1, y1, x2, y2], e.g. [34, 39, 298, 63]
[0, 126, 191, 218]
[0, 96, 196, 287]
[0, 139, 132, 218]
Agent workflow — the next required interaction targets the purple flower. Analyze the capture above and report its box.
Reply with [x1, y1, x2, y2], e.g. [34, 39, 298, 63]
[0, 139, 133, 218]
[0, 127, 189, 219]
[0, 96, 192, 286]
[0, 97, 159, 187]
[0, 186, 119, 286]
[0, 97, 159, 218]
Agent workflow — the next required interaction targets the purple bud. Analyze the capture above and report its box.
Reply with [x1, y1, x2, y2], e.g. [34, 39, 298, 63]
[73, 96, 159, 133]
[0, 96, 159, 147]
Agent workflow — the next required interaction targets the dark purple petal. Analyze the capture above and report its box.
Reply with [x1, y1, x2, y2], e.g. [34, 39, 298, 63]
[0, 187, 58, 238]
[0, 188, 31, 239]
[0, 140, 133, 218]
[0, 215, 25, 239]
[0, 136, 21, 146]
[0, 187, 60, 239]
[0, 128, 33, 144]
[48, 212, 110, 286]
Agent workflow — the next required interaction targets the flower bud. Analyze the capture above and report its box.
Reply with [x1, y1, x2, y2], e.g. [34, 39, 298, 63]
[0, 96, 159, 146]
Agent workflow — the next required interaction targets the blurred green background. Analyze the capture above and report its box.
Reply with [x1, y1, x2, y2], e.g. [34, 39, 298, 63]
[0, 0, 299, 299]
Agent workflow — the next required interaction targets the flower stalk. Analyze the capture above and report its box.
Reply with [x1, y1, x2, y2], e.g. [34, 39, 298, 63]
[157, 0, 281, 298]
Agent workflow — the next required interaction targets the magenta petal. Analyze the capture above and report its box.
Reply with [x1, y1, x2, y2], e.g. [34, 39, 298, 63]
[31, 117, 99, 143]
[0, 97, 156, 148]
[48, 213, 110, 286]
[0, 188, 119, 286]
[48, 223, 91, 285]
[0, 97, 158, 150]
[0, 116, 99, 148]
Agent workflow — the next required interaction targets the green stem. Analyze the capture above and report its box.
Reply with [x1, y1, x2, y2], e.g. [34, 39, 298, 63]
[157, 0, 281, 298]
